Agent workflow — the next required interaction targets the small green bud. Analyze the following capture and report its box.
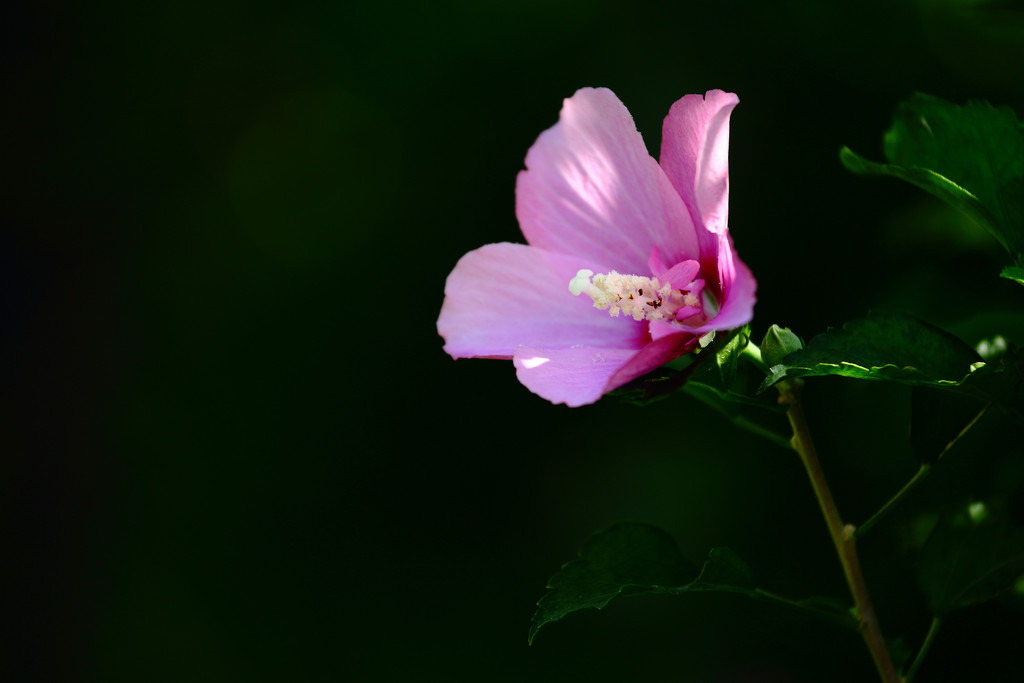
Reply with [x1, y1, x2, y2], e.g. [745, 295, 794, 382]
[761, 325, 803, 369]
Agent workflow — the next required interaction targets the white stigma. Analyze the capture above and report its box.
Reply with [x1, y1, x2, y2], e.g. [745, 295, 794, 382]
[568, 269, 703, 323]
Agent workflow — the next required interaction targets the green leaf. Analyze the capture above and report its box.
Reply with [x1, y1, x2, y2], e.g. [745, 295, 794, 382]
[1001, 265, 1024, 285]
[684, 327, 767, 399]
[918, 500, 1024, 614]
[681, 326, 791, 448]
[529, 524, 855, 644]
[841, 93, 1024, 259]
[840, 147, 1001, 248]
[686, 546, 755, 590]
[610, 326, 754, 405]
[529, 523, 691, 644]
[711, 325, 751, 387]
[608, 329, 792, 447]
[760, 312, 981, 393]
[681, 381, 791, 450]
[608, 332, 725, 406]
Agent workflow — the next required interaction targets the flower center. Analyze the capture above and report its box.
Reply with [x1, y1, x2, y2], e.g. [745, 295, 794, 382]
[569, 269, 704, 323]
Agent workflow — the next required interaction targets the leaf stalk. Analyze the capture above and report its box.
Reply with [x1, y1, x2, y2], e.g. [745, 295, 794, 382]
[856, 465, 932, 539]
[903, 616, 941, 683]
[857, 400, 989, 538]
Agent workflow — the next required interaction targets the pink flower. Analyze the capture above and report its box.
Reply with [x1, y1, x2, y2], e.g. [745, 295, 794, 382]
[437, 88, 756, 407]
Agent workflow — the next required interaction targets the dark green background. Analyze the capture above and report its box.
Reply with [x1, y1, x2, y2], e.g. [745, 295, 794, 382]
[7, 1, 1024, 680]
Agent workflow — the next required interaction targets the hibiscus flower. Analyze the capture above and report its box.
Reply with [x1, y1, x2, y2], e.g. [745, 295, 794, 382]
[437, 88, 756, 407]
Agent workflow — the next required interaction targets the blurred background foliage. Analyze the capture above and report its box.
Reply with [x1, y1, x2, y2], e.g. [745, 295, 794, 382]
[5, 0, 1024, 680]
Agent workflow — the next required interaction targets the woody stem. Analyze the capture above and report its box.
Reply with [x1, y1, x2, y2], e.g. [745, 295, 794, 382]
[776, 379, 902, 683]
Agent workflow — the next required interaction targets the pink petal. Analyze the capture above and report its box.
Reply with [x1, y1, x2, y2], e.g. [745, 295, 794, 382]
[649, 320, 695, 342]
[512, 329, 698, 407]
[516, 88, 700, 275]
[657, 259, 700, 289]
[604, 332, 699, 389]
[438, 242, 646, 360]
[674, 306, 701, 321]
[659, 90, 739, 259]
[513, 345, 639, 407]
[647, 246, 668, 277]
[684, 240, 757, 335]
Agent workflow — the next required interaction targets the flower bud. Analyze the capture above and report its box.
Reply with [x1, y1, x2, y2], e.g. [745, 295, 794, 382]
[761, 325, 803, 368]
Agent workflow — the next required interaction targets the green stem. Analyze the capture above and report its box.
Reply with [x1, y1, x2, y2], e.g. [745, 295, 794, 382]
[729, 415, 793, 450]
[903, 617, 941, 682]
[856, 465, 931, 539]
[777, 379, 902, 683]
